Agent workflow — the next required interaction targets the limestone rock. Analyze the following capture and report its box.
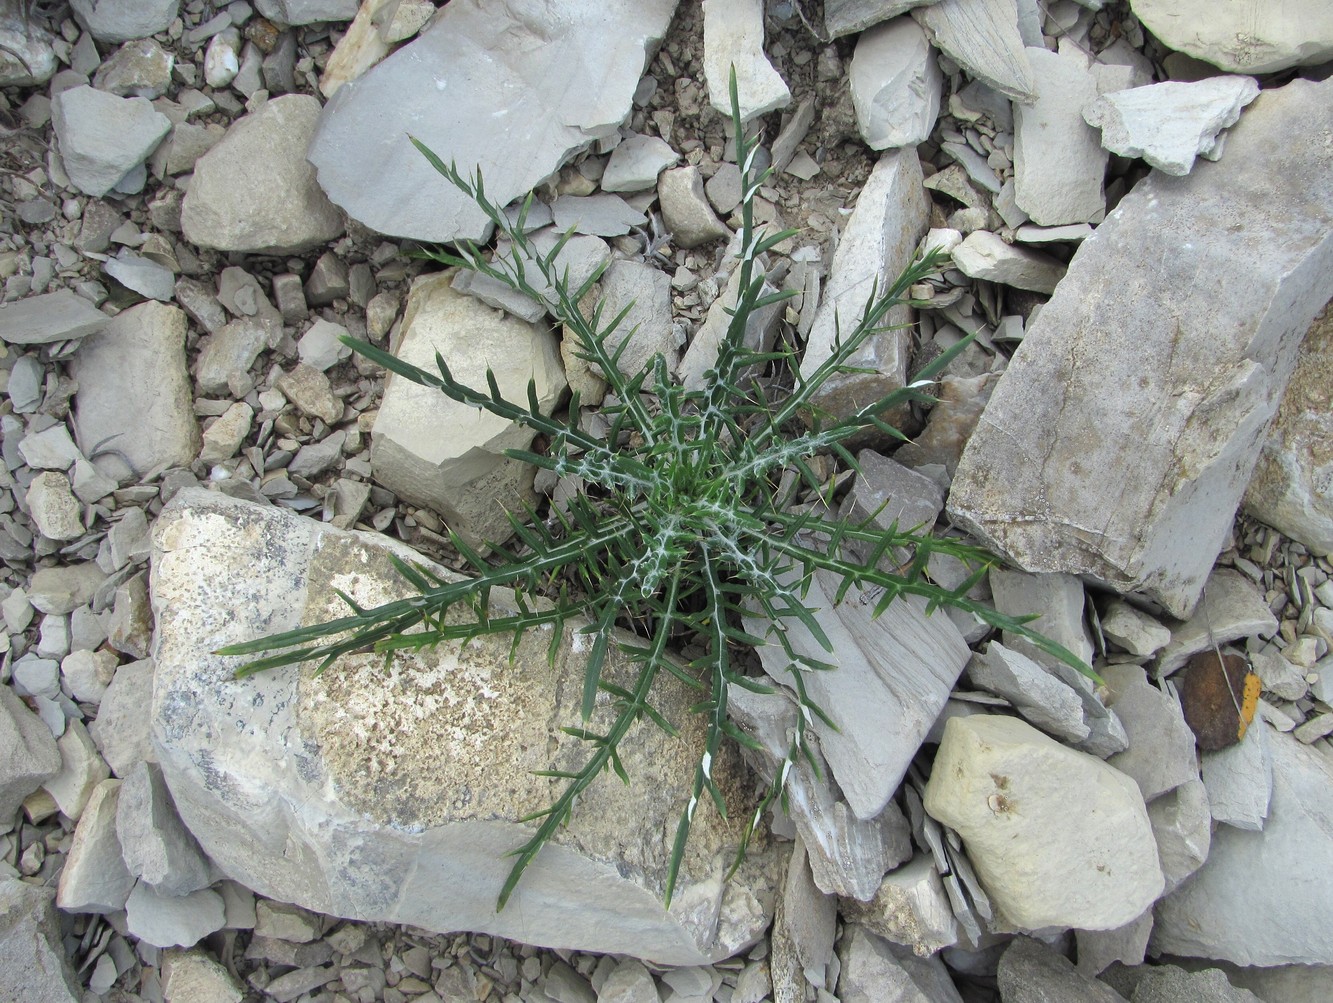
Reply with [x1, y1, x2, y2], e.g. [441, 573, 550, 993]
[1129, 0, 1333, 74]
[701, 0, 790, 123]
[51, 85, 171, 197]
[947, 78, 1333, 618]
[183, 95, 344, 255]
[70, 0, 178, 44]
[677, 257, 783, 392]
[950, 229, 1065, 294]
[965, 642, 1091, 744]
[783, 839, 837, 987]
[594, 259, 677, 379]
[799, 150, 928, 426]
[658, 166, 730, 249]
[837, 924, 962, 1003]
[370, 273, 565, 548]
[125, 883, 226, 949]
[93, 38, 174, 98]
[839, 855, 957, 957]
[988, 569, 1093, 670]
[318, 0, 393, 97]
[57, 779, 135, 913]
[600, 134, 679, 193]
[850, 17, 942, 150]
[1154, 726, 1333, 965]
[839, 451, 943, 562]
[826, 0, 937, 39]
[924, 715, 1163, 931]
[118, 761, 213, 896]
[73, 301, 199, 483]
[1200, 716, 1272, 831]
[1013, 47, 1105, 225]
[1157, 569, 1278, 676]
[0, 685, 61, 822]
[551, 195, 646, 238]
[43, 718, 109, 820]
[161, 950, 244, 1003]
[1244, 303, 1333, 555]
[914, 0, 1035, 103]
[256, 0, 359, 25]
[1075, 910, 1153, 978]
[88, 659, 157, 777]
[1103, 662, 1197, 801]
[0, 10, 56, 86]
[997, 937, 1127, 1003]
[307, 0, 677, 241]
[0, 879, 81, 1003]
[150, 489, 779, 965]
[26, 472, 84, 541]
[1084, 77, 1260, 176]
[0, 290, 107, 346]
[1132, 967, 1261, 1003]
[1101, 600, 1171, 657]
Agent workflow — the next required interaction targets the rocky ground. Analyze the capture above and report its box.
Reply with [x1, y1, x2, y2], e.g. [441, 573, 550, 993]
[2, 1, 1333, 1001]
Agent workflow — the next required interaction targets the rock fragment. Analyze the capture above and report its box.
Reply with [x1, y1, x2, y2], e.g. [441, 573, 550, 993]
[849, 17, 941, 150]
[1130, 0, 1333, 73]
[26, 472, 85, 541]
[1084, 76, 1260, 176]
[0, 291, 107, 346]
[1157, 569, 1278, 676]
[947, 78, 1333, 618]
[914, 0, 1035, 102]
[70, 0, 179, 44]
[73, 301, 199, 482]
[57, 779, 135, 913]
[117, 761, 213, 896]
[1147, 776, 1212, 894]
[839, 855, 957, 957]
[256, 0, 359, 25]
[0, 879, 82, 1003]
[950, 230, 1065, 294]
[126, 884, 227, 950]
[658, 166, 730, 249]
[924, 715, 1162, 931]
[183, 95, 345, 255]
[997, 937, 1126, 1003]
[307, 0, 676, 241]
[837, 925, 962, 1003]
[0, 685, 61, 822]
[701, 0, 790, 122]
[51, 85, 171, 197]
[551, 194, 646, 238]
[1102, 662, 1197, 801]
[600, 134, 678, 193]
[1013, 47, 1105, 225]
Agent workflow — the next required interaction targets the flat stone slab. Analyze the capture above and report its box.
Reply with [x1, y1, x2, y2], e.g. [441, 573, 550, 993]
[307, 0, 677, 241]
[1129, 0, 1333, 74]
[150, 490, 778, 965]
[0, 291, 108, 345]
[947, 77, 1333, 618]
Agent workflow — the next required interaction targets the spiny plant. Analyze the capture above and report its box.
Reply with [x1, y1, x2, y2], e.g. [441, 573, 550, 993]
[218, 70, 1090, 911]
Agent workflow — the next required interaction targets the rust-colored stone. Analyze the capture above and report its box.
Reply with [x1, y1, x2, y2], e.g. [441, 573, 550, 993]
[1179, 650, 1259, 751]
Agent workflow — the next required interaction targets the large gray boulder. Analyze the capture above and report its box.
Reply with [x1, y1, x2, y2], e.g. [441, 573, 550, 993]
[1130, 0, 1333, 73]
[308, 0, 677, 241]
[947, 78, 1333, 618]
[182, 95, 345, 255]
[149, 490, 779, 965]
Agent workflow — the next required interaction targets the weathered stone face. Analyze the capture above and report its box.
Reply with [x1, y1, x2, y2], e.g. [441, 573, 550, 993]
[149, 489, 778, 964]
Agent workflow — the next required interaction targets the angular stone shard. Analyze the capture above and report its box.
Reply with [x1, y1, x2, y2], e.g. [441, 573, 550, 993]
[51, 85, 171, 197]
[307, 0, 677, 241]
[799, 150, 928, 426]
[0, 685, 61, 821]
[1153, 726, 1333, 966]
[914, 0, 1035, 103]
[1130, 0, 1333, 74]
[839, 854, 957, 956]
[0, 291, 107, 346]
[1102, 662, 1197, 802]
[924, 715, 1163, 931]
[701, 0, 790, 123]
[370, 273, 565, 549]
[1084, 77, 1260, 176]
[747, 565, 969, 821]
[947, 78, 1333, 618]
[850, 17, 942, 150]
[997, 937, 1127, 1003]
[1244, 303, 1333, 555]
[0, 878, 82, 1003]
[826, 0, 940, 39]
[57, 779, 135, 914]
[70, 0, 178, 44]
[150, 489, 778, 965]
[182, 95, 345, 255]
[950, 230, 1065, 294]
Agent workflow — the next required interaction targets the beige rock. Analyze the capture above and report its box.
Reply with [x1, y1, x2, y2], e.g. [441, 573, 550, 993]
[319, 0, 394, 97]
[149, 489, 779, 964]
[57, 779, 134, 914]
[1130, 0, 1333, 73]
[701, 0, 790, 122]
[26, 472, 84, 541]
[370, 272, 566, 548]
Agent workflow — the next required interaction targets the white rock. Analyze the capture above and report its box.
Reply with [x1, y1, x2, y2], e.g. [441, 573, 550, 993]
[658, 166, 729, 249]
[839, 451, 943, 561]
[799, 150, 928, 424]
[1084, 76, 1260, 176]
[593, 259, 676, 379]
[1074, 909, 1152, 977]
[850, 17, 942, 150]
[296, 318, 352, 372]
[1154, 726, 1333, 965]
[60, 648, 118, 704]
[87, 659, 157, 777]
[307, 0, 676, 242]
[196, 317, 277, 397]
[914, 0, 1035, 103]
[69, 0, 179, 44]
[1100, 600, 1171, 657]
[701, 0, 790, 122]
[1013, 47, 1105, 225]
[150, 490, 779, 965]
[161, 949, 244, 1003]
[597, 959, 659, 1003]
[1157, 568, 1278, 676]
[183, 95, 345, 255]
[989, 569, 1093, 670]
[56, 779, 135, 914]
[26, 472, 85, 541]
[370, 273, 565, 548]
[840, 854, 957, 956]
[0, 685, 61, 821]
[0, 290, 108, 346]
[1013, 222, 1094, 244]
[318, 0, 394, 97]
[105, 249, 175, 301]
[947, 78, 1333, 618]
[950, 230, 1065, 294]
[199, 402, 254, 466]
[924, 714, 1163, 931]
[1130, 0, 1333, 74]
[73, 301, 199, 483]
[965, 643, 1090, 744]
[1201, 716, 1272, 831]
[1244, 304, 1333, 555]
[51, 85, 170, 198]
[203, 28, 241, 89]
[0, 878, 82, 1002]
[42, 718, 109, 820]
[1102, 662, 1197, 801]
[125, 883, 227, 950]
[600, 134, 679, 193]
[18, 424, 81, 472]
[117, 761, 213, 896]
